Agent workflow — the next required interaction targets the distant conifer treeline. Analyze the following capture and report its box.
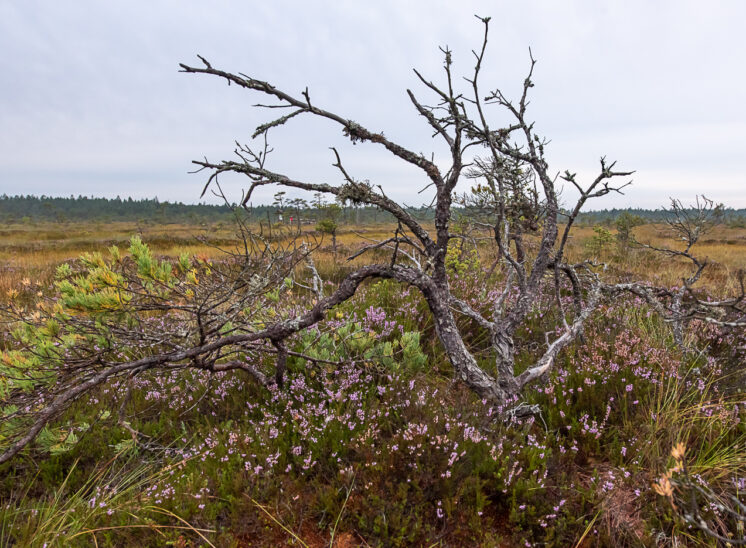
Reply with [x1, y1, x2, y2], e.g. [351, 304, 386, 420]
[0, 195, 233, 223]
[0, 194, 744, 226]
[0, 194, 410, 224]
[573, 207, 746, 226]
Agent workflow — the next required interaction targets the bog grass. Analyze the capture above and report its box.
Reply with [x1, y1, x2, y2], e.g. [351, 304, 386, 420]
[3, 220, 744, 293]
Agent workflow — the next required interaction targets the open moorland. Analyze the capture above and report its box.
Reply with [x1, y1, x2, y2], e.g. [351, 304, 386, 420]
[0, 217, 745, 547]
[2, 220, 745, 297]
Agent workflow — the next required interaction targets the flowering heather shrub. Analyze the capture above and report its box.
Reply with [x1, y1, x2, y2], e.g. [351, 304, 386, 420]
[343, 279, 427, 334]
[521, 300, 746, 545]
[107, 363, 555, 545]
[18, 295, 735, 545]
[1, 253, 744, 546]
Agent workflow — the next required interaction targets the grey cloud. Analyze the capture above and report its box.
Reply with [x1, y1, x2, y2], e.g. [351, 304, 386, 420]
[1, 0, 744, 208]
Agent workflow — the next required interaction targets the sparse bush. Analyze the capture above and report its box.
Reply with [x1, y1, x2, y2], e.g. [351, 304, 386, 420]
[315, 203, 342, 256]
[586, 225, 615, 257]
[615, 211, 645, 245]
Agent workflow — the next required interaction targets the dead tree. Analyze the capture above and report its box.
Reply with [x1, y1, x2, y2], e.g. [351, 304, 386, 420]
[179, 16, 744, 399]
[178, 17, 638, 402]
[618, 196, 744, 350]
[1, 17, 742, 464]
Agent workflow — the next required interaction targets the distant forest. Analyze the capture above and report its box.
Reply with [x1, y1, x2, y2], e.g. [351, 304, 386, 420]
[1, 194, 745, 226]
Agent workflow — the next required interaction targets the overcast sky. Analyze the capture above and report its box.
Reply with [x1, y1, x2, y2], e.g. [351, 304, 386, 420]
[1, 1, 745, 209]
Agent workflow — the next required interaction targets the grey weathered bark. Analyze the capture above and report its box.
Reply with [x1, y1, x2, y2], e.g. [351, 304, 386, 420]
[178, 17, 636, 407]
[176, 20, 741, 405]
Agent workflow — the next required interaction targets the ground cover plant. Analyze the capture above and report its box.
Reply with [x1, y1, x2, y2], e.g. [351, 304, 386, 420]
[1, 17, 745, 547]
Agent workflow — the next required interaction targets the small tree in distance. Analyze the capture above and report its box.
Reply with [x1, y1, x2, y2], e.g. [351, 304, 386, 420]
[315, 202, 342, 257]
[615, 211, 645, 245]
[1, 16, 743, 464]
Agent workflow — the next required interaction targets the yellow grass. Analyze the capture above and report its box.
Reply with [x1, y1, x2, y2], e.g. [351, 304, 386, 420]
[1, 220, 744, 299]
[565, 224, 746, 294]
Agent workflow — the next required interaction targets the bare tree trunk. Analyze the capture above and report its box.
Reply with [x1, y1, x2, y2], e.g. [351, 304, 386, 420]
[492, 329, 519, 394]
[420, 279, 510, 402]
